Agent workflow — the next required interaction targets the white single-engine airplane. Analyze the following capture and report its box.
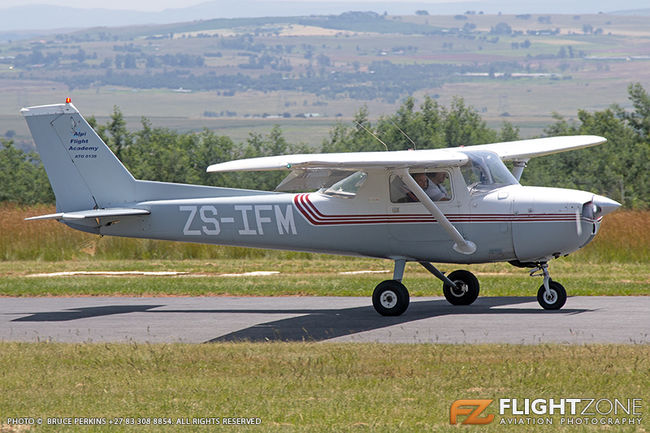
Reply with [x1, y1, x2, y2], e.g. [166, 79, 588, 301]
[23, 101, 620, 316]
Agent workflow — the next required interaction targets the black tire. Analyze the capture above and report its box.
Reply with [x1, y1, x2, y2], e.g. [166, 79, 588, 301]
[372, 280, 410, 316]
[537, 280, 567, 310]
[443, 270, 480, 306]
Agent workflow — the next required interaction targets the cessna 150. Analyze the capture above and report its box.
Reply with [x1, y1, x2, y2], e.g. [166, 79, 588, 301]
[22, 101, 620, 316]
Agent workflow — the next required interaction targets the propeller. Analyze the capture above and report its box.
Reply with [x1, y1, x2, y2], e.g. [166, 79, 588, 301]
[576, 195, 622, 237]
[592, 195, 622, 217]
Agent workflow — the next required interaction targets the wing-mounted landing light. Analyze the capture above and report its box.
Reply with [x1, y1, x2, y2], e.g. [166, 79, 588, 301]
[395, 168, 476, 255]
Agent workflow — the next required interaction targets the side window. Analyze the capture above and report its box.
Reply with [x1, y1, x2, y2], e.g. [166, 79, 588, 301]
[390, 171, 452, 203]
[323, 171, 367, 198]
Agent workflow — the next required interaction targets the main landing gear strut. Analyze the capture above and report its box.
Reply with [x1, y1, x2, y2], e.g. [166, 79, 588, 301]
[372, 259, 481, 316]
[371, 260, 567, 316]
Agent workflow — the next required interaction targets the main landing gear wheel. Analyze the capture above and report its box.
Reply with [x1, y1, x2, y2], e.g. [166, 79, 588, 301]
[537, 280, 567, 310]
[443, 270, 480, 306]
[372, 280, 410, 316]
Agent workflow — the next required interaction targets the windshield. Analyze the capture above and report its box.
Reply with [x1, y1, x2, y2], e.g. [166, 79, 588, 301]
[323, 171, 367, 197]
[460, 151, 518, 192]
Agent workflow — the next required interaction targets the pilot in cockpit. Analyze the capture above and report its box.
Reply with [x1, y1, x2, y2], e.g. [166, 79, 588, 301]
[407, 172, 450, 202]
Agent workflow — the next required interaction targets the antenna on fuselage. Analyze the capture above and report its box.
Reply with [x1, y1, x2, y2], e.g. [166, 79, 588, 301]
[389, 119, 417, 150]
[354, 121, 389, 151]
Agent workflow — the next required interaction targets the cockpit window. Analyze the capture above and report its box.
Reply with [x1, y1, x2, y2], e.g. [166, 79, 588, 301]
[460, 151, 518, 192]
[323, 171, 367, 198]
[390, 171, 452, 203]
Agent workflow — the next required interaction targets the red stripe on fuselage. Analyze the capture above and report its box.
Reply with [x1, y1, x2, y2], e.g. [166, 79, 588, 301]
[293, 193, 592, 226]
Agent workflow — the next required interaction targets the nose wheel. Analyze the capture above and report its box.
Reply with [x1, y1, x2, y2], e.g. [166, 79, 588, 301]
[537, 280, 567, 310]
[530, 263, 567, 310]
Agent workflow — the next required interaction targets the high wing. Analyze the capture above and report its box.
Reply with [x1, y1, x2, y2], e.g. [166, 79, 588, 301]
[467, 135, 606, 161]
[207, 135, 605, 174]
[207, 148, 468, 172]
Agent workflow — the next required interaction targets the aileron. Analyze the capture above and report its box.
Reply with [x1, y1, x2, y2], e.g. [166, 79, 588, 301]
[468, 135, 607, 161]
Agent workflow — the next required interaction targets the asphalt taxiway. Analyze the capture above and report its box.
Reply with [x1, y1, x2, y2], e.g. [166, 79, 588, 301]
[1, 296, 648, 344]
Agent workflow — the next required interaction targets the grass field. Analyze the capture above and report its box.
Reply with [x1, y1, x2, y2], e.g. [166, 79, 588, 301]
[1, 209, 647, 432]
[0, 343, 648, 432]
[0, 260, 648, 298]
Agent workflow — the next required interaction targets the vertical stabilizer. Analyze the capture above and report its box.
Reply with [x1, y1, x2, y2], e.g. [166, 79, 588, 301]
[21, 103, 136, 211]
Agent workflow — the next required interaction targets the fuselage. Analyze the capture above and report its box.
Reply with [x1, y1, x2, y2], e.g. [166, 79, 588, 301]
[94, 167, 608, 265]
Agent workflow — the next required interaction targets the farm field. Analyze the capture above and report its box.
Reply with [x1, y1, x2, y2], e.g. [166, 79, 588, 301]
[1, 13, 649, 148]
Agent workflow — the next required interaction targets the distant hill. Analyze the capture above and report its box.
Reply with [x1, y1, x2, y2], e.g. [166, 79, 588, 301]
[610, 8, 650, 15]
[1, 0, 650, 33]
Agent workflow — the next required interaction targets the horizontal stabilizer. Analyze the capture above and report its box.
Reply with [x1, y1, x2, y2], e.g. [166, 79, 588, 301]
[25, 208, 150, 221]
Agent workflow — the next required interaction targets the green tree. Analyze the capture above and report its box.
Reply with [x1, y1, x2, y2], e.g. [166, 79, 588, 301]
[186, 130, 237, 186]
[616, 82, 650, 140]
[442, 97, 496, 146]
[376, 96, 442, 150]
[0, 140, 54, 204]
[498, 121, 520, 142]
[91, 106, 132, 160]
[123, 119, 189, 183]
[322, 106, 385, 153]
[524, 84, 649, 208]
[321, 97, 500, 153]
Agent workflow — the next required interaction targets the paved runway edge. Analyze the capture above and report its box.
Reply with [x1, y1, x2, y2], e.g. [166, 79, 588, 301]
[1, 296, 648, 344]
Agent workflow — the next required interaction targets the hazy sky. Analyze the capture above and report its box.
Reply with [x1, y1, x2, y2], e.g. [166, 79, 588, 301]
[3, 0, 205, 10]
[1, 0, 470, 12]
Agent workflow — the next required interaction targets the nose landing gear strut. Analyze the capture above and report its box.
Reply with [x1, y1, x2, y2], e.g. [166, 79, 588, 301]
[530, 263, 567, 310]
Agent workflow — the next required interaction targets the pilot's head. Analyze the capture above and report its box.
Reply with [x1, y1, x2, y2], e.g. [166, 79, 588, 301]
[413, 173, 429, 189]
[431, 172, 447, 184]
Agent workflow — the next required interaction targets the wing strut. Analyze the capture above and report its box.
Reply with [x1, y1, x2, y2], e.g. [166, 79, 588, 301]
[395, 169, 476, 255]
[511, 159, 529, 181]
